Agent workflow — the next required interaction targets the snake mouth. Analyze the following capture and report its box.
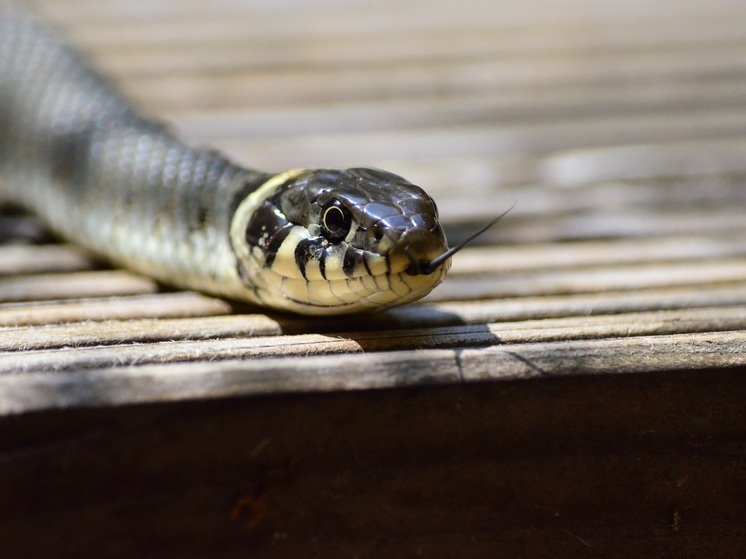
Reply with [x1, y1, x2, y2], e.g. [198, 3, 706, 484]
[405, 258, 444, 276]
[398, 206, 515, 276]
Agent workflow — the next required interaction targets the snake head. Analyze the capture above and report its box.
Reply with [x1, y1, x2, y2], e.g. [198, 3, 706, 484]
[231, 167, 451, 315]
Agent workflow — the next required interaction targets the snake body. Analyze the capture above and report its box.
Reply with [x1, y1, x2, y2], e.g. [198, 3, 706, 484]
[0, 3, 451, 315]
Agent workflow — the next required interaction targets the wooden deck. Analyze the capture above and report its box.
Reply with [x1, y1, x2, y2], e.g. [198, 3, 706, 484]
[1, 0, 745, 557]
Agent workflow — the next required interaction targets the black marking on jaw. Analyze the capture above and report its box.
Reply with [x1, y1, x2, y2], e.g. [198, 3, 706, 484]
[262, 224, 293, 269]
[294, 237, 327, 279]
[342, 246, 363, 278]
[244, 201, 293, 269]
[245, 201, 287, 243]
[362, 253, 373, 277]
[319, 250, 327, 280]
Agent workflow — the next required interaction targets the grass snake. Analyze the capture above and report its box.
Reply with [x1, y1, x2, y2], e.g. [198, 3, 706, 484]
[0, 2, 500, 315]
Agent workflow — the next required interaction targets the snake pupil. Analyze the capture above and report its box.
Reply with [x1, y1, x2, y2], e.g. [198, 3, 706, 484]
[321, 200, 352, 243]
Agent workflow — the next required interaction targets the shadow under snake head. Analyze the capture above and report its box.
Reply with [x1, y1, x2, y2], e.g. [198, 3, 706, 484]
[231, 167, 452, 315]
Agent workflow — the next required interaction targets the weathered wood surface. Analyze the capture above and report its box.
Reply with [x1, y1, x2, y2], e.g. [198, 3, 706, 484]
[1, 0, 745, 557]
[1, 371, 743, 559]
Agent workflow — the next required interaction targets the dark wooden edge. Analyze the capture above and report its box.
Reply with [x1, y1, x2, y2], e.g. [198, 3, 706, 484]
[0, 366, 743, 558]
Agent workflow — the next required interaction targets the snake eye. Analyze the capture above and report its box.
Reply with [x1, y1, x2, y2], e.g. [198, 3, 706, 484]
[321, 199, 352, 243]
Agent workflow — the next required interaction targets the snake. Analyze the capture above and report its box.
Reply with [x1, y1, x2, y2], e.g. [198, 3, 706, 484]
[0, 2, 502, 315]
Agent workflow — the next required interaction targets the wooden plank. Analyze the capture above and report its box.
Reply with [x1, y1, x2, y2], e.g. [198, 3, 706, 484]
[209, 111, 746, 171]
[0, 245, 94, 275]
[0, 369, 742, 558]
[384, 141, 746, 196]
[431, 258, 746, 302]
[413, 285, 746, 324]
[443, 208, 746, 243]
[2, 307, 745, 373]
[118, 55, 746, 111]
[0, 270, 159, 303]
[0, 304, 728, 350]
[0, 314, 284, 351]
[1, 330, 744, 413]
[39, 1, 746, 40]
[0, 292, 234, 327]
[450, 235, 746, 274]
[55, 18, 746, 86]
[166, 85, 746, 142]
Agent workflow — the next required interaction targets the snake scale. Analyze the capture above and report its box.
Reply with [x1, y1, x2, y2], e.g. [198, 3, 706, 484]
[0, 2, 500, 315]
